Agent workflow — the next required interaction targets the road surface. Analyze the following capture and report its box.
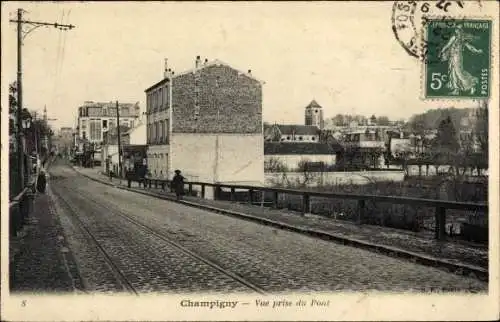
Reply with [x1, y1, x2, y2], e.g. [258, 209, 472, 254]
[48, 162, 487, 293]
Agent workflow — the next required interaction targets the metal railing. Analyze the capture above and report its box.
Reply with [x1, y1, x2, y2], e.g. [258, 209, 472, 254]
[138, 177, 487, 241]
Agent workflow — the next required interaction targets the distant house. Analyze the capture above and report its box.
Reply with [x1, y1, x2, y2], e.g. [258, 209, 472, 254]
[264, 124, 321, 143]
[264, 142, 342, 171]
[123, 120, 146, 145]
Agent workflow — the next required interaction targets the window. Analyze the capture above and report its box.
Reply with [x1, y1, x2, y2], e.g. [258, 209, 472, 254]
[312, 137, 316, 141]
[160, 121, 165, 142]
[163, 85, 168, 107]
[82, 131, 87, 139]
[81, 119, 87, 129]
[102, 120, 108, 128]
[89, 119, 102, 142]
[130, 120, 134, 129]
[298, 136, 303, 141]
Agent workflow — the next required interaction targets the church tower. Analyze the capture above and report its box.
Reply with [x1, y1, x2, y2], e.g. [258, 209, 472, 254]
[304, 100, 324, 130]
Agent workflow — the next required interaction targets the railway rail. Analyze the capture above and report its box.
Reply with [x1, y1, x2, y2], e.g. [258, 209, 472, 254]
[54, 183, 266, 294]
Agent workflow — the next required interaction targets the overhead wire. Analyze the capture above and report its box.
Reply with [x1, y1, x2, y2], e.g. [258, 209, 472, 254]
[50, 9, 65, 111]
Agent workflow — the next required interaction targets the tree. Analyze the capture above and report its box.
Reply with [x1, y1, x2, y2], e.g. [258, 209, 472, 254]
[331, 114, 345, 126]
[377, 116, 390, 126]
[433, 116, 459, 153]
[474, 102, 488, 172]
[264, 157, 288, 173]
[9, 82, 18, 137]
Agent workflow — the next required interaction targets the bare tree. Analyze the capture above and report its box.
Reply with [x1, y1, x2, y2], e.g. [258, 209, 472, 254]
[264, 157, 288, 173]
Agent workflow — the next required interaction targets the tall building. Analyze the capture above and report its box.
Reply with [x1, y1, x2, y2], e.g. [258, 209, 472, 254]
[145, 56, 264, 189]
[77, 101, 140, 144]
[304, 100, 324, 130]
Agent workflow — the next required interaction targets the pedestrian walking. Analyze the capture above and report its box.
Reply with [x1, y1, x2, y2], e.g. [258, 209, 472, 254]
[126, 167, 133, 188]
[171, 169, 185, 201]
[36, 169, 47, 193]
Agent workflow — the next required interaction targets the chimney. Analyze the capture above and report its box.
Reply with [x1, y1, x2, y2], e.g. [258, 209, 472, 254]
[164, 58, 169, 78]
[204, 58, 208, 65]
[195, 55, 201, 68]
[163, 58, 170, 78]
[248, 69, 252, 75]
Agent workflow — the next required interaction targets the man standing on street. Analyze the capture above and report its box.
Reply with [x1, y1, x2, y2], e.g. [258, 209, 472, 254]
[171, 169, 185, 201]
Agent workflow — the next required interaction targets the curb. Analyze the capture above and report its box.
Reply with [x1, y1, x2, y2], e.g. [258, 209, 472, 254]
[71, 167, 488, 282]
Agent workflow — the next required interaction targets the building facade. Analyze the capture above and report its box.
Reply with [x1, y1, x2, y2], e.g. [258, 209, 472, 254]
[77, 101, 140, 145]
[52, 126, 74, 156]
[145, 57, 264, 190]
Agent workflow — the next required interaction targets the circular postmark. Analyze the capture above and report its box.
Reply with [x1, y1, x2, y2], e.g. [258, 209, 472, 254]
[392, 0, 483, 64]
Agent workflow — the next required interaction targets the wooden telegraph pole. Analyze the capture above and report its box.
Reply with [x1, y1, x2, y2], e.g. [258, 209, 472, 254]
[10, 8, 75, 191]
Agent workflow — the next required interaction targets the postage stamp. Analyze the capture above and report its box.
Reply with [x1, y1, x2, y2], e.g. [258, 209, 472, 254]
[391, 1, 493, 100]
[423, 19, 492, 99]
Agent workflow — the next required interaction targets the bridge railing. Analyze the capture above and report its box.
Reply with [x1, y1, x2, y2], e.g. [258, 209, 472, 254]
[9, 184, 35, 237]
[140, 177, 487, 241]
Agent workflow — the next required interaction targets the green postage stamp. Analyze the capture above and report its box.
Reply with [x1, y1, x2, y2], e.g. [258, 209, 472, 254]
[424, 19, 492, 99]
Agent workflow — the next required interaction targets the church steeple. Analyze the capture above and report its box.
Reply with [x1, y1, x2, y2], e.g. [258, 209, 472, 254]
[304, 99, 324, 130]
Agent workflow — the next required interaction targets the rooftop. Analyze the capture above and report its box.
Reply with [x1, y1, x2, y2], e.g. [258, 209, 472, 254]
[145, 59, 264, 93]
[305, 100, 322, 109]
[275, 124, 320, 136]
[264, 142, 342, 155]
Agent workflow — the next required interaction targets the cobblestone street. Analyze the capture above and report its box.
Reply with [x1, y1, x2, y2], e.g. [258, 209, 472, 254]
[16, 163, 484, 294]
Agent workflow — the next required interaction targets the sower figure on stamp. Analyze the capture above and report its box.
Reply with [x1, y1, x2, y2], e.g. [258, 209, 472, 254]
[439, 25, 483, 95]
[171, 169, 185, 201]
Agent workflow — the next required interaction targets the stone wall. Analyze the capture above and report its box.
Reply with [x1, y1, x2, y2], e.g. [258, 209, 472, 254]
[172, 64, 262, 134]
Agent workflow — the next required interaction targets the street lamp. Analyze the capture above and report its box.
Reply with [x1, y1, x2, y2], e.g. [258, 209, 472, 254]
[22, 113, 31, 130]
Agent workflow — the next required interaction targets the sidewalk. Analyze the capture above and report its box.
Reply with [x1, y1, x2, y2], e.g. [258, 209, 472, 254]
[9, 186, 84, 293]
[74, 166, 488, 281]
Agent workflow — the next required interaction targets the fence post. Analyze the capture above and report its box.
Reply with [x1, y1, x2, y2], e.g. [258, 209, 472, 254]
[230, 187, 236, 202]
[214, 185, 220, 200]
[357, 199, 365, 224]
[272, 191, 279, 208]
[435, 206, 446, 240]
[149, 179, 152, 188]
[155, 180, 158, 188]
[302, 193, 310, 215]
[188, 183, 193, 195]
[201, 184, 205, 199]
[248, 189, 253, 205]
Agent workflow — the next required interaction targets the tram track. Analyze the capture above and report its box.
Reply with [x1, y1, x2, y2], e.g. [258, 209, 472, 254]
[54, 179, 267, 294]
[54, 190, 139, 295]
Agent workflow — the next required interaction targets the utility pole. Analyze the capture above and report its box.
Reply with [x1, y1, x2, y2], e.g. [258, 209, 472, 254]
[10, 8, 75, 191]
[116, 101, 122, 178]
[16, 9, 23, 191]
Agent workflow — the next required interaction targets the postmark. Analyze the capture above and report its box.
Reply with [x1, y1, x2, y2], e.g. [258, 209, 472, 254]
[423, 19, 492, 99]
[391, 0, 483, 61]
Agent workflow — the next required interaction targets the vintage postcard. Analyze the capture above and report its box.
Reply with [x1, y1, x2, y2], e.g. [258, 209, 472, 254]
[1, 1, 499, 321]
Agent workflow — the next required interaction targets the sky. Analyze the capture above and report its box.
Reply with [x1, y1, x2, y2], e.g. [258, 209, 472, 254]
[1, 1, 495, 130]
